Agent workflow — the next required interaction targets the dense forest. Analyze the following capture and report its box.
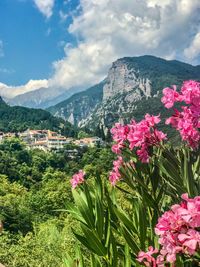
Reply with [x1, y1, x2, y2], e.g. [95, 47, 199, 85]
[0, 138, 114, 266]
[0, 97, 77, 136]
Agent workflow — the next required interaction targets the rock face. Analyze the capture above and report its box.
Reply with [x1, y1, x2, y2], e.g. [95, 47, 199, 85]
[48, 55, 200, 135]
[48, 82, 104, 127]
[103, 60, 151, 100]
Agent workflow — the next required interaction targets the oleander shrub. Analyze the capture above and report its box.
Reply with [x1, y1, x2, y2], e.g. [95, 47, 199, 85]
[68, 80, 200, 266]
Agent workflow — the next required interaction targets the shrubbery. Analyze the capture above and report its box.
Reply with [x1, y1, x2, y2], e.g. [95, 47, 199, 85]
[0, 140, 113, 266]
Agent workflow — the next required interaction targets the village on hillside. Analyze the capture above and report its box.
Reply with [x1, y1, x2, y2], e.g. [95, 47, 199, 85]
[0, 129, 104, 152]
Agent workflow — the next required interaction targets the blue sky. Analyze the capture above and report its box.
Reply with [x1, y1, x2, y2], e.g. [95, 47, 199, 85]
[0, 0, 200, 98]
[0, 0, 79, 85]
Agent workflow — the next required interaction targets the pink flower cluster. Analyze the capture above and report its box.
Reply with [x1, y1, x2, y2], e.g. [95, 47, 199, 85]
[70, 170, 85, 189]
[110, 123, 129, 154]
[162, 80, 200, 148]
[109, 158, 135, 186]
[155, 193, 200, 263]
[138, 194, 200, 266]
[109, 156, 123, 186]
[137, 246, 163, 267]
[110, 114, 166, 163]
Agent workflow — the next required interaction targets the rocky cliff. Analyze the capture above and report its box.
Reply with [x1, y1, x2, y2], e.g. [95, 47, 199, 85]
[48, 82, 104, 126]
[103, 59, 152, 100]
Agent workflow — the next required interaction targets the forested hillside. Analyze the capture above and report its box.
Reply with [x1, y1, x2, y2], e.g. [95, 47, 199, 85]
[0, 97, 76, 136]
[0, 138, 114, 266]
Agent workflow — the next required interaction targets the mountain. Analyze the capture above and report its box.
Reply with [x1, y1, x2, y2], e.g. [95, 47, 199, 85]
[48, 55, 200, 136]
[0, 96, 74, 134]
[48, 82, 104, 125]
[6, 86, 84, 109]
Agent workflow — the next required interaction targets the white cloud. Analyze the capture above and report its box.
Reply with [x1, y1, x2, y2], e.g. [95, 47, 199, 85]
[4, 0, 200, 99]
[0, 79, 48, 98]
[184, 32, 200, 60]
[0, 40, 4, 57]
[50, 0, 200, 90]
[33, 0, 55, 18]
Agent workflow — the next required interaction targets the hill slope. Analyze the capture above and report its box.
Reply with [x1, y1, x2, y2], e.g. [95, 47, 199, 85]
[0, 97, 69, 133]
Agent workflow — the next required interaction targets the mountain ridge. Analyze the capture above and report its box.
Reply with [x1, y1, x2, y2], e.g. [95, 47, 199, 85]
[5, 86, 84, 109]
[47, 55, 200, 137]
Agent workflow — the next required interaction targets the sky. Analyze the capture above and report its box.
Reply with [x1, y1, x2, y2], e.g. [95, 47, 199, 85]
[0, 0, 200, 98]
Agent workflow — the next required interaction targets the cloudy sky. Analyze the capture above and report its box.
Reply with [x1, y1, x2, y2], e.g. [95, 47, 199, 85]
[0, 0, 200, 98]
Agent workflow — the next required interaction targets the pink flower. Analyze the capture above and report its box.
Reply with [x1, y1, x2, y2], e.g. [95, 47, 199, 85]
[156, 255, 165, 267]
[154, 129, 167, 142]
[172, 193, 200, 228]
[155, 193, 200, 264]
[127, 115, 166, 163]
[110, 123, 129, 143]
[109, 171, 120, 186]
[70, 170, 85, 189]
[136, 144, 150, 163]
[161, 86, 181, 108]
[145, 114, 161, 126]
[163, 80, 200, 148]
[181, 80, 200, 105]
[137, 246, 158, 267]
[109, 156, 123, 186]
[178, 229, 200, 255]
[158, 232, 183, 263]
[111, 114, 166, 164]
[111, 142, 123, 154]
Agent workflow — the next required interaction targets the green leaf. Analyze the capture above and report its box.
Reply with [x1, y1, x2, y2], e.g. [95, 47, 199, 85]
[75, 247, 85, 267]
[182, 148, 196, 197]
[114, 207, 137, 235]
[95, 194, 104, 239]
[66, 203, 87, 225]
[125, 244, 131, 267]
[72, 229, 96, 254]
[90, 254, 102, 267]
[81, 224, 107, 256]
[110, 231, 118, 266]
[121, 226, 140, 255]
[72, 189, 95, 229]
[138, 202, 147, 250]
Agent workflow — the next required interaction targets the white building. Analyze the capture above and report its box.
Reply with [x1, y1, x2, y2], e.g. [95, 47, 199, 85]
[20, 129, 72, 151]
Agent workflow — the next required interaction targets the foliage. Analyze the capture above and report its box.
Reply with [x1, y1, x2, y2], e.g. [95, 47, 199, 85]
[1, 79, 200, 266]
[0, 138, 113, 266]
[0, 218, 79, 267]
[67, 80, 200, 266]
[0, 97, 77, 136]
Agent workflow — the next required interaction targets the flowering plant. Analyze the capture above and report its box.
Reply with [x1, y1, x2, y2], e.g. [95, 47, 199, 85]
[162, 80, 200, 148]
[138, 193, 200, 266]
[67, 81, 200, 266]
